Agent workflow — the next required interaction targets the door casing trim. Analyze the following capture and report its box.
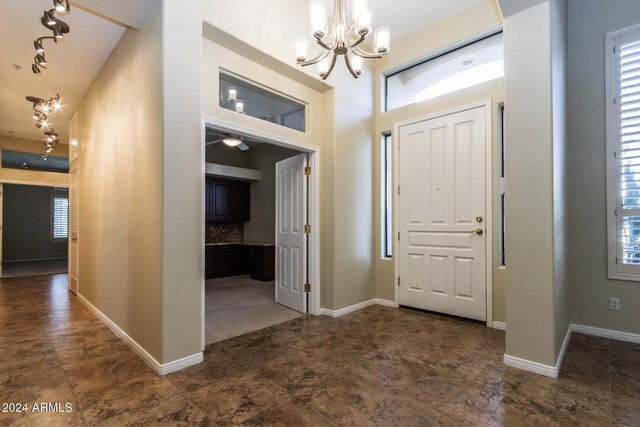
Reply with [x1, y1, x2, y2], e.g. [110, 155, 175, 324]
[200, 115, 322, 351]
[392, 98, 494, 326]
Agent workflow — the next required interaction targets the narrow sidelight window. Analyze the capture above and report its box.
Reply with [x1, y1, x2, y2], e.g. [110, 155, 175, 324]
[382, 134, 393, 258]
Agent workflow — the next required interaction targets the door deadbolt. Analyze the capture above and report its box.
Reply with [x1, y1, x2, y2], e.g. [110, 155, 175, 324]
[475, 228, 484, 235]
[476, 216, 484, 223]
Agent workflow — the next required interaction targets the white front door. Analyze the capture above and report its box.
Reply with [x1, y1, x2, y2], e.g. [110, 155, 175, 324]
[69, 166, 79, 295]
[398, 106, 487, 321]
[275, 153, 308, 313]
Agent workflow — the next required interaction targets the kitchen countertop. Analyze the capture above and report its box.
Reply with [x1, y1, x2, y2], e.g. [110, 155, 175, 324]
[205, 241, 275, 247]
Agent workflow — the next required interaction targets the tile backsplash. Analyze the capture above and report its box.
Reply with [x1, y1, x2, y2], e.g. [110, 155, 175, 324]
[206, 222, 244, 244]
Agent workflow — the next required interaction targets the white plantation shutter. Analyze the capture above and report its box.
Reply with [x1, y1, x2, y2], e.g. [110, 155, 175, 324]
[51, 188, 69, 240]
[608, 25, 640, 279]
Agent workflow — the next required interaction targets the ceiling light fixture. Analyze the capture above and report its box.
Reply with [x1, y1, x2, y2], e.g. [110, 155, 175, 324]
[222, 136, 242, 147]
[26, 95, 63, 152]
[295, 0, 390, 80]
[33, 2, 71, 74]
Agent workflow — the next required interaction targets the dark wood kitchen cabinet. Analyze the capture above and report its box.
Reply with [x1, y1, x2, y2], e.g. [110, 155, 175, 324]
[251, 245, 275, 281]
[205, 177, 250, 222]
[205, 244, 252, 279]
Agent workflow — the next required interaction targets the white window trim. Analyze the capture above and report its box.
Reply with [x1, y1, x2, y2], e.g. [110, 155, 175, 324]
[606, 23, 640, 281]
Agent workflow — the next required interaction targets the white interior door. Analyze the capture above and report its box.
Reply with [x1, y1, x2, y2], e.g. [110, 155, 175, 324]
[398, 106, 487, 321]
[275, 153, 308, 313]
[69, 166, 78, 295]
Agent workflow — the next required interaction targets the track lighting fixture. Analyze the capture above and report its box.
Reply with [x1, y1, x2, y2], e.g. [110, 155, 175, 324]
[32, 3, 70, 73]
[26, 95, 63, 153]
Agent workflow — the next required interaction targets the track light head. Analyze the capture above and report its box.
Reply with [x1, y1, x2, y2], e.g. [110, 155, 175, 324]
[53, 0, 66, 12]
[52, 26, 63, 39]
[35, 54, 47, 67]
[34, 39, 44, 53]
[44, 10, 56, 26]
[31, 63, 41, 74]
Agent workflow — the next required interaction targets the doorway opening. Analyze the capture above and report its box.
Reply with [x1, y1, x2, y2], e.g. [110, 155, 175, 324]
[202, 122, 320, 346]
[1, 184, 69, 278]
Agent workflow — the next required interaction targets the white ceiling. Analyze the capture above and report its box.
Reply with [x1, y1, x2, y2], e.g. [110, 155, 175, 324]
[0, 0, 159, 145]
[325, 0, 487, 43]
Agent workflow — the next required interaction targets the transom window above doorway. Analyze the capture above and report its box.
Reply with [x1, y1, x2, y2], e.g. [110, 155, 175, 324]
[219, 71, 307, 133]
[385, 32, 504, 111]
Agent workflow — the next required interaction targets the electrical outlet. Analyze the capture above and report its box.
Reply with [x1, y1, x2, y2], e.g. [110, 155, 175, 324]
[610, 298, 620, 311]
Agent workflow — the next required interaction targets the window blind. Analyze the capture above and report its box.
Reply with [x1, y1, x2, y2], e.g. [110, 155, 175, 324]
[618, 34, 640, 267]
[52, 188, 68, 240]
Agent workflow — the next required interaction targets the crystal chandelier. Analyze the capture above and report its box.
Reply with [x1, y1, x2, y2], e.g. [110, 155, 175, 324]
[295, 0, 390, 80]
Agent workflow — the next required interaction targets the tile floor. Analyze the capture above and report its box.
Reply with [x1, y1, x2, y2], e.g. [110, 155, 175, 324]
[2, 259, 68, 279]
[205, 275, 301, 344]
[1, 274, 639, 426]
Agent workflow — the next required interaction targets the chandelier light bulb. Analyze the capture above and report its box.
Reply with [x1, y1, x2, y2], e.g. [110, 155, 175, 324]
[309, 0, 326, 37]
[375, 27, 391, 54]
[53, 101, 62, 111]
[42, 104, 50, 113]
[356, 5, 373, 36]
[352, 55, 363, 75]
[41, 120, 49, 128]
[295, 38, 309, 63]
[352, 0, 367, 20]
[318, 56, 330, 77]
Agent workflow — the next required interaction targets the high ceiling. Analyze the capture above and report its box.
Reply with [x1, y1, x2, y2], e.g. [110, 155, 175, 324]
[0, 0, 160, 145]
[0, 0, 488, 147]
[325, 0, 488, 42]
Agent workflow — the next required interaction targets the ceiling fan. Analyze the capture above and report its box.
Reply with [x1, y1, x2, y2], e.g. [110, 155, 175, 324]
[206, 135, 250, 151]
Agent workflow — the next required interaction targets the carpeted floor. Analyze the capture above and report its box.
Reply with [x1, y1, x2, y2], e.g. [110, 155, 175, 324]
[205, 275, 302, 344]
[2, 259, 68, 278]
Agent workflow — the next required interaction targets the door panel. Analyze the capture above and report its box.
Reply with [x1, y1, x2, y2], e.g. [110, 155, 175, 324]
[398, 107, 487, 321]
[275, 153, 307, 313]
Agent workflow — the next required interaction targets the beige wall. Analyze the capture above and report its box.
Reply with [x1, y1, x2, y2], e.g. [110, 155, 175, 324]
[503, 0, 570, 366]
[551, 0, 570, 362]
[160, 0, 204, 363]
[373, 1, 506, 323]
[567, 0, 640, 334]
[75, 7, 164, 360]
[201, 28, 376, 310]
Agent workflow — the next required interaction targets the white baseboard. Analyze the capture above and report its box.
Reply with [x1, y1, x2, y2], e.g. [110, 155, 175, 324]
[503, 353, 559, 378]
[322, 299, 376, 317]
[492, 321, 506, 331]
[374, 298, 397, 307]
[77, 294, 202, 375]
[503, 324, 571, 379]
[572, 323, 640, 344]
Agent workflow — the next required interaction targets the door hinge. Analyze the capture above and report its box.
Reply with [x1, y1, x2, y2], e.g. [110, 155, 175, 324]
[615, 209, 618, 217]
[614, 98, 617, 105]
[304, 283, 311, 293]
[398, 277, 401, 287]
[614, 46, 617, 53]
[304, 224, 311, 234]
[616, 257, 619, 264]
[397, 185, 400, 195]
[614, 151, 617, 159]
[304, 166, 311, 176]
[397, 232, 400, 241]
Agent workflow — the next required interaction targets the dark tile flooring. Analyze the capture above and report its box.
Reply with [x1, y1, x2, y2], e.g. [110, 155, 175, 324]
[1, 274, 639, 426]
